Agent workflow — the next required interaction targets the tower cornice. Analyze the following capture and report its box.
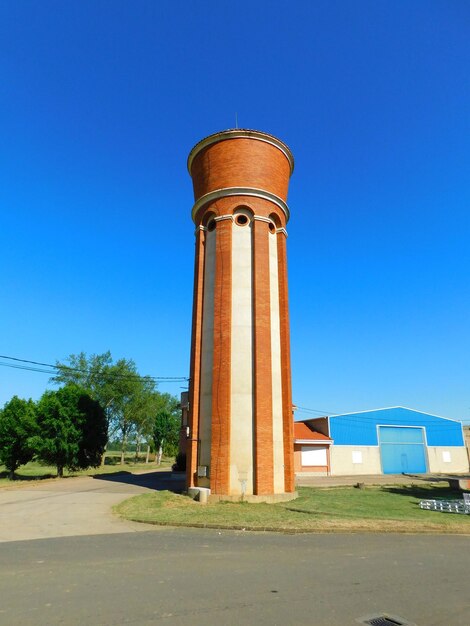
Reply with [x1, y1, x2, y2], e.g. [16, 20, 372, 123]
[191, 186, 290, 223]
[187, 129, 294, 176]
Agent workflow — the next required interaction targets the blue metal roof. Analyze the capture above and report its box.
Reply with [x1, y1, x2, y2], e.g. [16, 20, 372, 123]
[315, 407, 464, 447]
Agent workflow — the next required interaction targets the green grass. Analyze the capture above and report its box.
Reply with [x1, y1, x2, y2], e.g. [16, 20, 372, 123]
[0, 453, 173, 484]
[114, 484, 470, 534]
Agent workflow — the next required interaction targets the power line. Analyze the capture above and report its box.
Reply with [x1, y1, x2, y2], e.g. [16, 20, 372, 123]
[0, 354, 188, 383]
[0, 362, 57, 375]
[3, 354, 466, 424]
[294, 404, 333, 415]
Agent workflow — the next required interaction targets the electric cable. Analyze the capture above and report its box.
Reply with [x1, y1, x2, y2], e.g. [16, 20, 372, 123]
[0, 354, 188, 383]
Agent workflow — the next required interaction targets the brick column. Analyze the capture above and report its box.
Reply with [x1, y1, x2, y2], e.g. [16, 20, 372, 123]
[187, 227, 205, 488]
[277, 229, 295, 492]
[252, 217, 274, 495]
[210, 217, 232, 494]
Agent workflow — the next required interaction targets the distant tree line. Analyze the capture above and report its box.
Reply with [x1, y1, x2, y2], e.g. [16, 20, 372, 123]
[0, 352, 182, 479]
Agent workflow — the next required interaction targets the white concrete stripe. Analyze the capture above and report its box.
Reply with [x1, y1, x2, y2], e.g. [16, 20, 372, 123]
[229, 209, 254, 495]
[269, 230, 285, 493]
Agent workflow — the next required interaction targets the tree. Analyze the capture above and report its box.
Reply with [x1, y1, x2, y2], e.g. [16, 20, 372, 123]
[51, 352, 159, 465]
[75, 393, 109, 469]
[153, 393, 180, 465]
[32, 384, 107, 477]
[0, 396, 37, 479]
[131, 383, 157, 463]
[106, 363, 153, 464]
[51, 351, 114, 401]
[51, 352, 115, 462]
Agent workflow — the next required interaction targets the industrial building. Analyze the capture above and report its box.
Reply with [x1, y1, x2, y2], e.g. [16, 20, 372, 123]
[295, 406, 469, 476]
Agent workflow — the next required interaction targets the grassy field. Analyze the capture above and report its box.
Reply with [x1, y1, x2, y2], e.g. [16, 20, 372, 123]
[0, 453, 173, 485]
[114, 484, 470, 534]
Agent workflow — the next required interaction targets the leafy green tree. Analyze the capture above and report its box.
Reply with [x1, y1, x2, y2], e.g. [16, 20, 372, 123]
[75, 393, 109, 469]
[103, 363, 155, 464]
[153, 394, 180, 464]
[131, 383, 158, 462]
[51, 351, 180, 466]
[51, 352, 116, 461]
[51, 352, 156, 464]
[32, 384, 107, 477]
[51, 351, 115, 406]
[0, 396, 37, 479]
[152, 392, 180, 421]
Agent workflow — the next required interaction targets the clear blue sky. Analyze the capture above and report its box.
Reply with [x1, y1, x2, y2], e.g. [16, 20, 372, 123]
[0, 1, 469, 422]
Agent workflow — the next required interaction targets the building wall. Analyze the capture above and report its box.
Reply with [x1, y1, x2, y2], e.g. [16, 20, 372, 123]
[330, 446, 382, 475]
[427, 446, 469, 473]
[294, 444, 329, 474]
[464, 427, 470, 462]
[197, 227, 216, 488]
[329, 444, 469, 475]
[189, 135, 292, 207]
[178, 411, 188, 456]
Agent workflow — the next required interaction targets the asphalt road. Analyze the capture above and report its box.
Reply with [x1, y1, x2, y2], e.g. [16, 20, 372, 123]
[1, 529, 468, 626]
[0, 471, 184, 542]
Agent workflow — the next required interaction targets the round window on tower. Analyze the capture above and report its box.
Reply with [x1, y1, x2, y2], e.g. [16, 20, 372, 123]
[235, 214, 249, 227]
[268, 222, 276, 233]
[207, 219, 216, 232]
[233, 205, 253, 227]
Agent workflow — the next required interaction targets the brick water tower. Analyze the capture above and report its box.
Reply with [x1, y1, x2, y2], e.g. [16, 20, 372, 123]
[186, 129, 296, 501]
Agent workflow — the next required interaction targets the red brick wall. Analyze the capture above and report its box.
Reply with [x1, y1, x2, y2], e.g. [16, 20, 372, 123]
[252, 217, 274, 495]
[186, 228, 205, 488]
[190, 138, 291, 202]
[209, 218, 232, 494]
[277, 232, 295, 492]
[294, 445, 330, 474]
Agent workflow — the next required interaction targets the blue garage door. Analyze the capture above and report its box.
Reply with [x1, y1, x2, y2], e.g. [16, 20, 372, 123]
[379, 426, 427, 474]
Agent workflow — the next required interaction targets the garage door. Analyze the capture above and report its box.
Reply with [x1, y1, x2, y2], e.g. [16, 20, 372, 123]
[379, 426, 427, 474]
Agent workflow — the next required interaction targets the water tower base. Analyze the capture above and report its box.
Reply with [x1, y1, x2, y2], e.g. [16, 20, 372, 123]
[208, 492, 298, 504]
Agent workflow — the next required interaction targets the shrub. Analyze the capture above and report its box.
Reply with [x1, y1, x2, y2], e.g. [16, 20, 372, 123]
[172, 452, 186, 472]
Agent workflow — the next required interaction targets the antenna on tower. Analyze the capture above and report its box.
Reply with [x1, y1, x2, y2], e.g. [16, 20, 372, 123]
[235, 112, 238, 129]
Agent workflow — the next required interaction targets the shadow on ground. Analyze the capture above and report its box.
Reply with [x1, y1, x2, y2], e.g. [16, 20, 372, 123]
[381, 484, 461, 500]
[402, 473, 446, 483]
[92, 470, 185, 494]
[402, 473, 469, 483]
[0, 470, 56, 481]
